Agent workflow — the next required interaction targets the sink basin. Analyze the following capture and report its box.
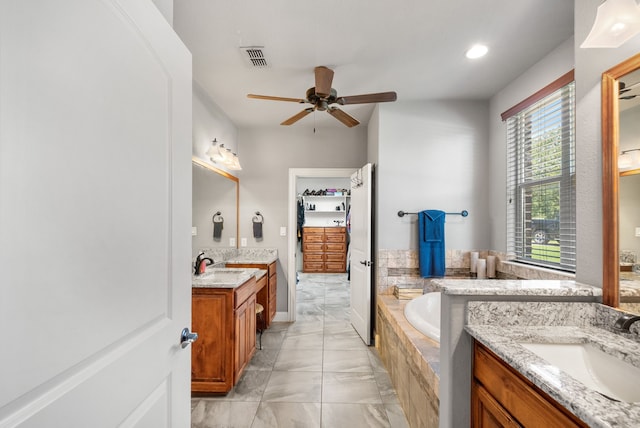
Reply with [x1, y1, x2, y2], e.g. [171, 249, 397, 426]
[520, 342, 640, 403]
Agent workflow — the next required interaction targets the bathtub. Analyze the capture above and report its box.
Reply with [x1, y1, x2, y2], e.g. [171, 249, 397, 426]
[404, 292, 441, 342]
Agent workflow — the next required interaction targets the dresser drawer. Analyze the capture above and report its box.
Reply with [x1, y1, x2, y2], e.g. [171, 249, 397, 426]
[303, 233, 324, 243]
[325, 252, 346, 261]
[303, 252, 324, 262]
[325, 233, 345, 243]
[325, 243, 346, 252]
[325, 261, 346, 272]
[303, 242, 324, 252]
[303, 261, 324, 272]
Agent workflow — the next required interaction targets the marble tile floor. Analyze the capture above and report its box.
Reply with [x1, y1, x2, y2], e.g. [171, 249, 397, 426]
[191, 273, 409, 428]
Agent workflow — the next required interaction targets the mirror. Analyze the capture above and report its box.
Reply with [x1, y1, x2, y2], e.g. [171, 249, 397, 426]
[602, 53, 640, 314]
[192, 157, 239, 257]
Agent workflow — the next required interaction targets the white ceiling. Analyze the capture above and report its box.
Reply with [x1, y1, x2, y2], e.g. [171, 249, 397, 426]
[173, 0, 575, 130]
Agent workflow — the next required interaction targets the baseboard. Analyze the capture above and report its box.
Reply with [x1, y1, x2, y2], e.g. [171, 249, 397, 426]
[273, 311, 289, 322]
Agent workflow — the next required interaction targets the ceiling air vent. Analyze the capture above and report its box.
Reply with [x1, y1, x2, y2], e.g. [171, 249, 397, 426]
[240, 46, 269, 68]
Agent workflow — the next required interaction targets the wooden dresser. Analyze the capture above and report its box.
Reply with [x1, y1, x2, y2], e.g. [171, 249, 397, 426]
[302, 226, 347, 273]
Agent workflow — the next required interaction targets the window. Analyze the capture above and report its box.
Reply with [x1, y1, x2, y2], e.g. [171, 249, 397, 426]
[503, 71, 576, 272]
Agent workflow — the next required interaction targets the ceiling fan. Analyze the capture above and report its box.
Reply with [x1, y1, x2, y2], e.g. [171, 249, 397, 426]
[247, 66, 397, 127]
[619, 80, 640, 100]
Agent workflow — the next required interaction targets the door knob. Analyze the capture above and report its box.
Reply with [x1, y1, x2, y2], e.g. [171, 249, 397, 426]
[180, 327, 198, 349]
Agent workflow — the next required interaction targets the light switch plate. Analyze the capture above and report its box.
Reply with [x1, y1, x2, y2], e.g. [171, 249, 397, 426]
[241, 238, 247, 247]
[280, 226, 287, 236]
[636, 227, 640, 237]
[191, 227, 197, 236]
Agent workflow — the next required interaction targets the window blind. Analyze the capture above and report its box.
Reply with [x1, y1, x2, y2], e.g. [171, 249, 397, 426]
[505, 79, 576, 272]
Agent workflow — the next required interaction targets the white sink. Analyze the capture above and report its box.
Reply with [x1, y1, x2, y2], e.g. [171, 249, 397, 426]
[520, 342, 640, 403]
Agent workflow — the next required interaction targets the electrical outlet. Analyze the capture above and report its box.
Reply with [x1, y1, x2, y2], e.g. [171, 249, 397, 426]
[241, 238, 247, 247]
[230, 237, 236, 247]
[191, 227, 197, 236]
[636, 227, 640, 237]
[280, 226, 287, 236]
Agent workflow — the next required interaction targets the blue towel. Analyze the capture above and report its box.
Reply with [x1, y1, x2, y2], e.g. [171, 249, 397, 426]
[418, 210, 446, 278]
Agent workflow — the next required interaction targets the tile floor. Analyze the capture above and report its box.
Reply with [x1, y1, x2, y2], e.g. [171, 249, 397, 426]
[191, 273, 409, 428]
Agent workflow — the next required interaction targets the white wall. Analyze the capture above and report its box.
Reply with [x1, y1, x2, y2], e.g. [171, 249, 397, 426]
[574, 0, 640, 287]
[488, 37, 575, 252]
[375, 100, 490, 251]
[192, 82, 239, 169]
[238, 126, 367, 310]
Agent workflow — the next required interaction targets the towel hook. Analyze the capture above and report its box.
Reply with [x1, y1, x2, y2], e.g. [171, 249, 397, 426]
[252, 211, 264, 223]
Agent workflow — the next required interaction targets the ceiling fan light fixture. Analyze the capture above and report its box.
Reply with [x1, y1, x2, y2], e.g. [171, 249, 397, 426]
[581, 0, 640, 48]
[465, 44, 488, 59]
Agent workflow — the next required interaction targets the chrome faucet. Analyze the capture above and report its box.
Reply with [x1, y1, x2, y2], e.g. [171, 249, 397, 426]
[613, 313, 640, 333]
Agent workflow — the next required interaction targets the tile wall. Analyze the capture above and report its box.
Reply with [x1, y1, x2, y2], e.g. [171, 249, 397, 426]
[376, 249, 575, 295]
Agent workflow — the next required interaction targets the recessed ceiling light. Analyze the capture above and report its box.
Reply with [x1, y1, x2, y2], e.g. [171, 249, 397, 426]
[465, 44, 488, 59]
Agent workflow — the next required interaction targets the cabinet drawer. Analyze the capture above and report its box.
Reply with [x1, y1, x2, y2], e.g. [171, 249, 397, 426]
[324, 227, 346, 234]
[325, 253, 345, 262]
[303, 242, 324, 252]
[325, 233, 345, 243]
[303, 261, 324, 272]
[325, 243, 345, 252]
[234, 277, 257, 309]
[303, 227, 325, 234]
[325, 261, 346, 272]
[268, 262, 276, 277]
[303, 233, 324, 243]
[304, 252, 324, 262]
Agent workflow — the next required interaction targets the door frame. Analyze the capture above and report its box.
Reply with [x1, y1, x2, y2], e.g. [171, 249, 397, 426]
[286, 168, 356, 322]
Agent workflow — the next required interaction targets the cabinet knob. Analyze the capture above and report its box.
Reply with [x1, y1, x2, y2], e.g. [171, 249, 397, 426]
[180, 327, 198, 349]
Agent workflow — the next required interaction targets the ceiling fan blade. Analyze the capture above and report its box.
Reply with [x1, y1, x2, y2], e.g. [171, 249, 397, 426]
[281, 108, 315, 126]
[327, 107, 360, 127]
[315, 66, 334, 97]
[248, 94, 306, 103]
[336, 91, 397, 105]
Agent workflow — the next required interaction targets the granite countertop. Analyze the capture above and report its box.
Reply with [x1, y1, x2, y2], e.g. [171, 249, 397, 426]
[433, 279, 602, 297]
[192, 267, 262, 289]
[201, 248, 278, 265]
[465, 301, 640, 427]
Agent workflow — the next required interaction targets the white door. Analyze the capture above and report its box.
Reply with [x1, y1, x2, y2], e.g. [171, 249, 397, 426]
[0, 1, 192, 427]
[350, 164, 373, 345]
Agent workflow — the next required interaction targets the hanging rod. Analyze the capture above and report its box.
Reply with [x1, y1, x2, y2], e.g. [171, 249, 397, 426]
[397, 210, 469, 218]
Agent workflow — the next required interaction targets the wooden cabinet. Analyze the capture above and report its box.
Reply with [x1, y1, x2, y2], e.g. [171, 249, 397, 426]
[472, 341, 588, 428]
[191, 277, 257, 394]
[303, 227, 347, 273]
[229, 261, 277, 328]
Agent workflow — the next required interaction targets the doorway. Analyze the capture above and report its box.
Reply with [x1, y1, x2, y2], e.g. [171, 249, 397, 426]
[287, 168, 356, 322]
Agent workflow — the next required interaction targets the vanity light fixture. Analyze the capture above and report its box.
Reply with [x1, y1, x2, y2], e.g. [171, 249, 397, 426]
[619, 148, 640, 171]
[465, 44, 488, 59]
[206, 139, 242, 170]
[581, 0, 640, 48]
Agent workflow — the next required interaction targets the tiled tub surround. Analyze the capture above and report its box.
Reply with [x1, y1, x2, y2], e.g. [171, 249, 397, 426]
[376, 249, 573, 295]
[376, 295, 440, 428]
[436, 280, 601, 428]
[466, 301, 640, 427]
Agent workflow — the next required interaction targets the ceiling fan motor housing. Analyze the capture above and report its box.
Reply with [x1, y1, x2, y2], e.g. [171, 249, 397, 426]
[305, 87, 337, 110]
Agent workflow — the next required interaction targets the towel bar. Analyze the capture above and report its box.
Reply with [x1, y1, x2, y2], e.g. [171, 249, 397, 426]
[397, 210, 468, 218]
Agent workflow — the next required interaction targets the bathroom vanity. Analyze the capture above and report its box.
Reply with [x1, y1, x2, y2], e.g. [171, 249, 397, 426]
[466, 301, 640, 427]
[191, 268, 265, 394]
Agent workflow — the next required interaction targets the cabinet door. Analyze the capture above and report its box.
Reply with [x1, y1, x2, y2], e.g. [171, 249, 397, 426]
[234, 298, 248, 382]
[472, 382, 521, 428]
[192, 291, 233, 393]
